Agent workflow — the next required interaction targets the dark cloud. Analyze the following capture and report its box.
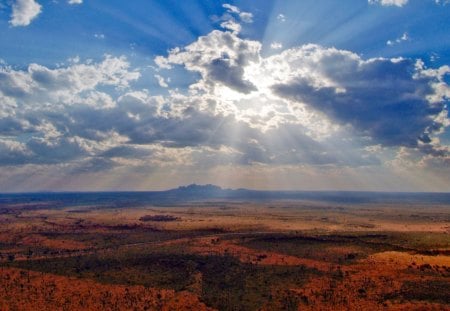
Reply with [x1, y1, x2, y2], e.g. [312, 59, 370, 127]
[0, 140, 31, 166]
[207, 57, 257, 93]
[101, 146, 154, 158]
[0, 71, 30, 98]
[272, 51, 447, 154]
[69, 157, 117, 174]
[26, 137, 89, 163]
[0, 117, 28, 136]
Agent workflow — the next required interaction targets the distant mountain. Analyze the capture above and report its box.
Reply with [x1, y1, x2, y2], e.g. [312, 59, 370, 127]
[165, 184, 231, 199]
[169, 184, 224, 194]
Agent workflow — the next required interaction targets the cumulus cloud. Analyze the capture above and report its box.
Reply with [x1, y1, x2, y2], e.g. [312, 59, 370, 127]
[156, 31, 448, 159]
[156, 30, 260, 94]
[68, 0, 83, 4]
[25, 55, 140, 93]
[368, 0, 409, 7]
[269, 45, 448, 154]
[10, 0, 42, 27]
[0, 56, 141, 166]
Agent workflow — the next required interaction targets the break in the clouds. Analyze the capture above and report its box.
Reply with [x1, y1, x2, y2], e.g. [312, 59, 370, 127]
[9, 0, 41, 27]
[0, 1, 449, 191]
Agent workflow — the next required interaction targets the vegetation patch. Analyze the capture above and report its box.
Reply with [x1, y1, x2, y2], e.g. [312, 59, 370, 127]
[386, 280, 450, 304]
[5, 252, 320, 310]
[139, 215, 179, 222]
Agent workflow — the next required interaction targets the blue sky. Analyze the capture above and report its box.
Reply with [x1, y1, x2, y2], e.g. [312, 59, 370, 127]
[0, 0, 449, 191]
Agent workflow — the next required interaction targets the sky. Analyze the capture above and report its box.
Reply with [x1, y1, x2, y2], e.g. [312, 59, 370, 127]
[0, 0, 449, 192]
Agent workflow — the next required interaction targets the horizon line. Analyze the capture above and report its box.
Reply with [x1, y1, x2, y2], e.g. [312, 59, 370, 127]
[0, 184, 449, 195]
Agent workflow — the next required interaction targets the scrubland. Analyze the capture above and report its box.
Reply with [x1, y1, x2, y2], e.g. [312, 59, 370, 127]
[0, 199, 449, 310]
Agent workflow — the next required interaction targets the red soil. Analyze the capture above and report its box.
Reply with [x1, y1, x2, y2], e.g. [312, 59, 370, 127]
[0, 267, 215, 311]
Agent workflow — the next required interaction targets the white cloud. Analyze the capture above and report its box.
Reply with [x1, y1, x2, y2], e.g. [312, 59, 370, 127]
[25, 55, 140, 94]
[156, 30, 261, 94]
[10, 0, 42, 27]
[68, 0, 83, 4]
[0, 55, 140, 115]
[154, 74, 169, 88]
[386, 32, 409, 46]
[220, 20, 242, 33]
[277, 14, 286, 22]
[222, 4, 239, 13]
[239, 12, 253, 23]
[368, 0, 408, 6]
[270, 42, 283, 50]
[0, 56, 141, 167]
[222, 3, 253, 24]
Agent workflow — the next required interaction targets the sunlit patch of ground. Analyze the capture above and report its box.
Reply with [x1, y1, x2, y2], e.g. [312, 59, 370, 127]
[368, 251, 450, 267]
[186, 236, 332, 271]
[20, 234, 89, 250]
[283, 250, 450, 310]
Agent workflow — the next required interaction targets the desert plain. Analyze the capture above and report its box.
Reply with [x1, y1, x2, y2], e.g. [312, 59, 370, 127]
[0, 195, 449, 310]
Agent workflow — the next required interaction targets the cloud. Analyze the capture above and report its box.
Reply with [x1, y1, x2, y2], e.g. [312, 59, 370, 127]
[387, 32, 409, 46]
[154, 74, 169, 88]
[222, 4, 240, 14]
[270, 42, 283, 50]
[0, 138, 31, 166]
[0, 27, 448, 187]
[156, 30, 260, 94]
[239, 12, 253, 23]
[277, 14, 286, 22]
[0, 56, 141, 166]
[269, 45, 448, 154]
[25, 55, 140, 93]
[10, 0, 42, 27]
[220, 20, 242, 33]
[68, 0, 83, 4]
[368, 0, 409, 7]
[222, 3, 253, 24]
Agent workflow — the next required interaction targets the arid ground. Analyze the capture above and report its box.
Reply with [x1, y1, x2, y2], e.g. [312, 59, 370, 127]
[0, 198, 449, 310]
